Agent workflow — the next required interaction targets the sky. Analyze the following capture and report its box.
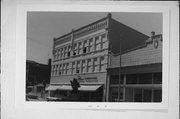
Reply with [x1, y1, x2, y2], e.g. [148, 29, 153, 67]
[27, 12, 162, 64]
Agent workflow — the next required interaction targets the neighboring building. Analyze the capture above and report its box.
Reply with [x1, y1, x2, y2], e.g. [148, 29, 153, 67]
[26, 59, 51, 98]
[46, 13, 149, 102]
[107, 32, 162, 102]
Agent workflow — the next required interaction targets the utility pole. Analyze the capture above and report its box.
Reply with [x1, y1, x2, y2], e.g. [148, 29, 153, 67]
[118, 33, 122, 102]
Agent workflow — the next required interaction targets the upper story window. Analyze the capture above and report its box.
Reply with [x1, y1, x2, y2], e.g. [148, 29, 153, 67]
[89, 38, 94, 52]
[78, 42, 83, 54]
[83, 40, 88, 53]
[82, 60, 86, 73]
[76, 61, 81, 74]
[72, 62, 76, 74]
[95, 36, 101, 51]
[57, 49, 61, 60]
[74, 43, 77, 56]
[100, 56, 107, 72]
[87, 59, 92, 73]
[64, 47, 68, 58]
[61, 48, 64, 59]
[101, 34, 108, 49]
[67, 45, 71, 57]
[93, 57, 99, 72]
[58, 64, 62, 75]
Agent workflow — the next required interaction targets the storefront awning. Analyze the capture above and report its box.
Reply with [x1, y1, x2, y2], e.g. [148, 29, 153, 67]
[58, 85, 102, 92]
[45, 85, 61, 91]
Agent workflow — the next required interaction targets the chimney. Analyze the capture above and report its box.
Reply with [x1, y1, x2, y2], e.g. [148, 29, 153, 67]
[107, 13, 112, 19]
[48, 59, 51, 66]
[146, 31, 155, 44]
[150, 31, 155, 38]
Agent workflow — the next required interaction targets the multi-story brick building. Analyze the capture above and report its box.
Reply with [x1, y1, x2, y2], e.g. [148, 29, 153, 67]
[107, 32, 162, 102]
[46, 13, 149, 101]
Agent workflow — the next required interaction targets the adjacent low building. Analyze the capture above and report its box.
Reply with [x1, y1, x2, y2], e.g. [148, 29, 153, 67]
[107, 32, 162, 102]
[26, 60, 51, 99]
[46, 13, 149, 102]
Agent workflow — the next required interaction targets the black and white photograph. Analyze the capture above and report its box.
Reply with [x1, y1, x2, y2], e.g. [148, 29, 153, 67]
[26, 12, 163, 102]
[2, 1, 179, 119]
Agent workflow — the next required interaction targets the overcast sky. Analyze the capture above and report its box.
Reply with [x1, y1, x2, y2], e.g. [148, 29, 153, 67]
[27, 12, 162, 64]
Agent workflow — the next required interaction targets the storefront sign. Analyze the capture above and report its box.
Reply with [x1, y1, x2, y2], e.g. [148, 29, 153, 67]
[77, 76, 98, 82]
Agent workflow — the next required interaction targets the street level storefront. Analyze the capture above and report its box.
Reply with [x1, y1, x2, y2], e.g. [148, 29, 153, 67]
[46, 73, 105, 101]
[107, 33, 162, 102]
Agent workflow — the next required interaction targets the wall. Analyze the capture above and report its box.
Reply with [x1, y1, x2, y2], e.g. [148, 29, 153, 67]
[109, 18, 148, 54]
[110, 37, 162, 68]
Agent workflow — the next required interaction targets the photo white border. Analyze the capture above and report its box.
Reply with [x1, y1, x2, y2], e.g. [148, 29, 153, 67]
[15, 3, 170, 110]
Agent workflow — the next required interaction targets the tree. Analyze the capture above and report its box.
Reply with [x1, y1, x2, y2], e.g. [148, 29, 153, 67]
[70, 78, 80, 95]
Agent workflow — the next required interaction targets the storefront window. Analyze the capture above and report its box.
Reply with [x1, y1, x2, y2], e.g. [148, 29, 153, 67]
[153, 72, 162, 84]
[153, 89, 162, 102]
[139, 73, 152, 84]
[126, 74, 138, 84]
[109, 87, 118, 102]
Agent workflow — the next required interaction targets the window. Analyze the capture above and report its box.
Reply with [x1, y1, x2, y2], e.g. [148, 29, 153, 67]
[58, 49, 61, 60]
[83, 47, 87, 53]
[110, 75, 124, 85]
[56, 65, 59, 76]
[87, 59, 92, 73]
[89, 38, 94, 52]
[66, 63, 70, 75]
[76, 61, 81, 74]
[109, 87, 118, 102]
[139, 73, 152, 84]
[78, 42, 83, 54]
[82, 60, 86, 73]
[64, 47, 68, 58]
[101, 34, 108, 49]
[74, 43, 77, 55]
[110, 75, 119, 84]
[126, 74, 138, 84]
[67, 46, 71, 57]
[54, 50, 58, 61]
[95, 36, 101, 51]
[62, 64, 66, 75]
[111, 72, 162, 102]
[153, 89, 162, 102]
[61, 48, 64, 59]
[54, 65, 58, 76]
[83, 40, 88, 53]
[59, 64, 62, 75]
[99, 56, 107, 72]
[93, 58, 99, 72]
[51, 65, 54, 76]
[72, 62, 76, 74]
[153, 72, 162, 84]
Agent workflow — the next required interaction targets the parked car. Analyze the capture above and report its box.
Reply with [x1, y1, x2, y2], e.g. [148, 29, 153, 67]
[46, 96, 62, 101]
[26, 94, 39, 101]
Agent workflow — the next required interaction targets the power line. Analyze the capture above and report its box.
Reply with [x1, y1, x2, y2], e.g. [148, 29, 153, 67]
[27, 37, 53, 49]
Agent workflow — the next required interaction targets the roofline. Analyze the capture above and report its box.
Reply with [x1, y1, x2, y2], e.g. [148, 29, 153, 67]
[54, 16, 108, 41]
[111, 34, 162, 56]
